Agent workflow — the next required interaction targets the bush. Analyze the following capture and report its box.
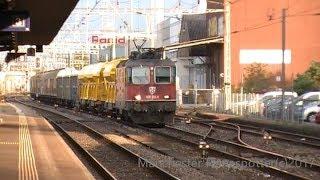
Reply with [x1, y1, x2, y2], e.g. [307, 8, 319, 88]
[243, 63, 274, 93]
[293, 61, 320, 94]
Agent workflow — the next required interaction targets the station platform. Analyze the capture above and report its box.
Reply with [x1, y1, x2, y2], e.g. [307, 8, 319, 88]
[0, 102, 94, 180]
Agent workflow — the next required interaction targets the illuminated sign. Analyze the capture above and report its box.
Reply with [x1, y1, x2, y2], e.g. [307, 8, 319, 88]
[1, 11, 30, 32]
[91, 36, 125, 45]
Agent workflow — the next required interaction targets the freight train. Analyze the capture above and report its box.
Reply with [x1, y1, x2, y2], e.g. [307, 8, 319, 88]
[30, 50, 176, 125]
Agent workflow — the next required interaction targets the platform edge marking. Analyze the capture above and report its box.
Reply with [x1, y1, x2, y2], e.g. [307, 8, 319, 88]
[10, 103, 39, 180]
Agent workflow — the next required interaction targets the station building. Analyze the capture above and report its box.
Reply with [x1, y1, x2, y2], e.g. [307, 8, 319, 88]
[156, 1, 223, 91]
[158, 0, 320, 91]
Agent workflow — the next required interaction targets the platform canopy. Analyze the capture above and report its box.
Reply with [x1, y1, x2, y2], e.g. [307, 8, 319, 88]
[78, 62, 105, 79]
[1, 0, 78, 46]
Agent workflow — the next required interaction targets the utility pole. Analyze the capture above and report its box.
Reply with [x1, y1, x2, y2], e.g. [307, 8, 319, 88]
[224, 0, 232, 111]
[112, 0, 116, 59]
[280, 9, 286, 121]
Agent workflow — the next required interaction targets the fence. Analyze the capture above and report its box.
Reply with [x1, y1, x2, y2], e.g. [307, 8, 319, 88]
[176, 89, 298, 121]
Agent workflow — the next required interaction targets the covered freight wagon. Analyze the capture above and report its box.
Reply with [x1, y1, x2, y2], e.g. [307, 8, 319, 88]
[56, 67, 79, 107]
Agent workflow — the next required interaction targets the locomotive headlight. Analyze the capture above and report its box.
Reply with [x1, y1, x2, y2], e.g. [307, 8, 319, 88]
[135, 94, 142, 101]
[164, 95, 170, 99]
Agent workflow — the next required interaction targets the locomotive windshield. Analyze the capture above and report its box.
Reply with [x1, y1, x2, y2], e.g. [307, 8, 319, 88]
[131, 66, 150, 84]
[155, 67, 171, 83]
[172, 67, 176, 83]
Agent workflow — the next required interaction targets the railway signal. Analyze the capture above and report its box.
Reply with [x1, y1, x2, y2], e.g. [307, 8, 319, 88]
[262, 129, 272, 140]
[199, 138, 210, 160]
[185, 116, 192, 124]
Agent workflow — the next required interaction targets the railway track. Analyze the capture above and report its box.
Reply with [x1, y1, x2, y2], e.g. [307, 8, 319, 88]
[16, 98, 320, 179]
[222, 121, 320, 148]
[172, 121, 320, 179]
[139, 125, 314, 180]
[175, 114, 320, 163]
[18, 101, 179, 180]
[23, 99, 283, 179]
[176, 114, 320, 149]
[102, 123, 273, 179]
[79, 116, 316, 179]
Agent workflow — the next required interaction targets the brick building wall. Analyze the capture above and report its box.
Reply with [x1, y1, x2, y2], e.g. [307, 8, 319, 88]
[230, 0, 320, 87]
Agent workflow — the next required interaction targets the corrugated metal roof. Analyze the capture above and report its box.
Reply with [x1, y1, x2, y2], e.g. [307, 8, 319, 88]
[102, 59, 126, 77]
[57, 67, 79, 78]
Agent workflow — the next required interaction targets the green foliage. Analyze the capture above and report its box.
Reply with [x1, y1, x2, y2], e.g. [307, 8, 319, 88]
[306, 61, 320, 83]
[243, 63, 272, 93]
[293, 61, 320, 94]
[293, 74, 315, 95]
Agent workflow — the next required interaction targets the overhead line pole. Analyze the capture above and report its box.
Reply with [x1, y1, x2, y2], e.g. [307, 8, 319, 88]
[224, 0, 232, 111]
[281, 9, 286, 121]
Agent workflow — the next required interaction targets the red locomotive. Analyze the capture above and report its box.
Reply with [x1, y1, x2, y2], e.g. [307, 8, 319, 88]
[115, 51, 176, 125]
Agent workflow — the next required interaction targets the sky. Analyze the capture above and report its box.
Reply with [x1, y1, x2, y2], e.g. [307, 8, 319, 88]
[55, 0, 206, 41]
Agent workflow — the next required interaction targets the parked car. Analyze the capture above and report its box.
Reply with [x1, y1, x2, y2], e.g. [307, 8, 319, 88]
[315, 111, 320, 124]
[260, 91, 297, 117]
[263, 97, 294, 119]
[292, 92, 320, 122]
[297, 101, 320, 122]
[260, 91, 297, 105]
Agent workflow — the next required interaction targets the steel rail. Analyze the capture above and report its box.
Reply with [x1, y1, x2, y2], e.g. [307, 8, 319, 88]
[176, 114, 320, 149]
[139, 125, 309, 180]
[72, 120, 179, 180]
[48, 118, 117, 180]
[113, 129, 213, 175]
[224, 121, 320, 146]
[213, 120, 320, 149]
[14, 99, 116, 180]
[17, 98, 317, 179]
[191, 122, 320, 172]
[17, 100, 180, 180]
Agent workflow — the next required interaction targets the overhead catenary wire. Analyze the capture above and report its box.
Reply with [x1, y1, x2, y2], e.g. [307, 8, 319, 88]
[231, 5, 320, 35]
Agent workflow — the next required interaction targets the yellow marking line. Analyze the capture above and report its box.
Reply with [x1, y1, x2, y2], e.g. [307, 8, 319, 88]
[0, 141, 18, 145]
[9, 103, 39, 180]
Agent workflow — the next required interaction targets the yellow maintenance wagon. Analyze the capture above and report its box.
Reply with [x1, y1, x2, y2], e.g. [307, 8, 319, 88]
[78, 59, 126, 113]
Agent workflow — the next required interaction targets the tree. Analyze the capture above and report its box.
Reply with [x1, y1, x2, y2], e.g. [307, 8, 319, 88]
[243, 63, 272, 93]
[293, 61, 320, 95]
